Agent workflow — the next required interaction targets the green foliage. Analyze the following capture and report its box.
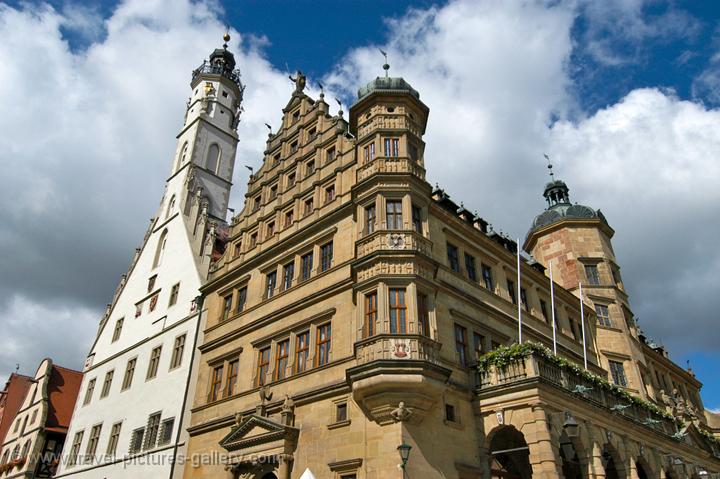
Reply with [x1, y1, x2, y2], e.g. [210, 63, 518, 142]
[477, 342, 676, 422]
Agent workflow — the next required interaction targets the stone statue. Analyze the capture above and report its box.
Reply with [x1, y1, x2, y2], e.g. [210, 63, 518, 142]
[234, 412, 243, 426]
[289, 70, 306, 93]
[282, 394, 295, 413]
[259, 385, 273, 405]
[390, 401, 413, 422]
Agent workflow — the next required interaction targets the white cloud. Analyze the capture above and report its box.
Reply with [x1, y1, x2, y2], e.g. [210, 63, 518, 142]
[0, 0, 718, 399]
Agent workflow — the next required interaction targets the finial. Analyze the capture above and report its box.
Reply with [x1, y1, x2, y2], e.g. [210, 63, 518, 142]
[544, 153, 554, 180]
[223, 27, 230, 49]
[379, 49, 390, 78]
[317, 81, 324, 99]
[334, 97, 343, 117]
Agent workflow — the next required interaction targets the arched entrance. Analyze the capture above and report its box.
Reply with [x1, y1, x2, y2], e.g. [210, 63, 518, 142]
[601, 444, 624, 479]
[488, 426, 533, 479]
[559, 430, 583, 479]
[636, 459, 650, 479]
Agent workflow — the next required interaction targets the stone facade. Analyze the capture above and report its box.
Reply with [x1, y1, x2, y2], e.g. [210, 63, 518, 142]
[180, 65, 720, 479]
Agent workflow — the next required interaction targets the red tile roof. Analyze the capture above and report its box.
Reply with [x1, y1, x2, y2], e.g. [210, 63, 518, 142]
[45, 366, 82, 431]
[0, 374, 34, 445]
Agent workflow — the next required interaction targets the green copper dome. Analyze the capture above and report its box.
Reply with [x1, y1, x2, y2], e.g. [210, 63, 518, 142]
[357, 77, 420, 100]
[528, 178, 608, 233]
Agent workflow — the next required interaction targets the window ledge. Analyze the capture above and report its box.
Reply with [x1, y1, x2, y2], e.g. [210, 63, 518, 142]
[443, 419, 463, 430]
[327, 419, 351, 430]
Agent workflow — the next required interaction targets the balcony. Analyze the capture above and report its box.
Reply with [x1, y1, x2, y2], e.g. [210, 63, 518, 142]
[356, 157, 426, 183]
[476, 343, 680, 438]
[347, 334, 450, 425]
[356, 230, 432, 259]
[357, 114, 422, 139]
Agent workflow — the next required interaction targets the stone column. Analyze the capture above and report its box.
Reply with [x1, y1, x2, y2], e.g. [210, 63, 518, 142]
[527, 406, 564, 479]
[589, 442, 606, 479]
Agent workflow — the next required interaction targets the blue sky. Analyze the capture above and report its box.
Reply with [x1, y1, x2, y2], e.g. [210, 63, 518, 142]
[0, 0, 719, 410]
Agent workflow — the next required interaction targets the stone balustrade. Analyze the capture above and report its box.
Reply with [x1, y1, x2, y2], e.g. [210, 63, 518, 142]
[354, 334, 442, 365]
[355, 230, 433, 259]
[357, 115, 421, 138]
[477, 351, 680, 437]
[356, 157, 426, 182]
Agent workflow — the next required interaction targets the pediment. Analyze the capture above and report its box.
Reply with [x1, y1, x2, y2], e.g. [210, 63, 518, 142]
[219, 414, 298, 452]
[282, 92, 306, 113]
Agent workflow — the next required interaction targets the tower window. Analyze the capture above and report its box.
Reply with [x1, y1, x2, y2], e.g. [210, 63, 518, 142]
[206, 144, 220, 173]
[290, 141, 298, 154]
[366, 204, 376, 234]
[153, 229, 168, 268]
[389, 288, 407, 334]
[304, 197, 314, 216]
[411, 204, 422, 233]
[585, 264, 600, 285]
[168, 283, 180, 307]
[363, 142, 375, 163]
[269, 184, 278, 200]
[445, 404, 456, 422]
[306, 159, 316, 176]
[418, 293, 430, 337]
[383, 137, 399, 157]
[609, 360, 628, 387]
[596, 304, 612, 327]
[287, 171, 296, 188]
[386, 200, 402, 229]
[267, 222, 275, 237]
[285, 209, 294, 228]
[364, 291, 377, 338]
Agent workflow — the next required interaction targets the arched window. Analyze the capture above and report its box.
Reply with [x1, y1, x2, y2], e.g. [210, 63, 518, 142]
[206, 144, 220, 173]
[1, 449, 10, 465]
[165, 195, 176, 219]
[153, 229, 168, 268]
[181, 142, 189, 163]
[11, 444, 20, 459]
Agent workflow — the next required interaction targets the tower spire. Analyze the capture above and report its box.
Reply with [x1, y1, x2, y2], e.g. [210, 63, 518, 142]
[379, 49, 390, 78]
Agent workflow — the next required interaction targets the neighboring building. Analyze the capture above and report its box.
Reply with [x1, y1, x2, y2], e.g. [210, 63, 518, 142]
[54, 35, 244, 479]
[0, 359, 82, 479]
[181, 64, 720, 479]
[0, 374, 34, 451]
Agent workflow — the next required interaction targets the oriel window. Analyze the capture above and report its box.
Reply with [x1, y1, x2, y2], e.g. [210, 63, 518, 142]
[365, 204, 376, 234]
[364, 292, 377, 338]
[411, 204, 422, 233]
[585, 264, 601, 285]
[386, 200, 403, 229]
[417, 293, 430, 337]
[389, 288, 407, 334]
[363, 142, 375, 163]
[383, 137, 399, 157]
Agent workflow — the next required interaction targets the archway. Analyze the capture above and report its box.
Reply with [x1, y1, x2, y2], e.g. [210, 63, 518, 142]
[559, 430, 583, 479]
[602, 444, 625, 479]
[635, 459, 651, 479]
[488, 426, 532, 479]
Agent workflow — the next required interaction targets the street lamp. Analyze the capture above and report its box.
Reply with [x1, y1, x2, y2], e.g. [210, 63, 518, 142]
[397, 443, 412, 470]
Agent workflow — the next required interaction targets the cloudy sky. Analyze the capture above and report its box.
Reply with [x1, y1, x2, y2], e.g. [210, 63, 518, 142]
[1, 0, 719, 407]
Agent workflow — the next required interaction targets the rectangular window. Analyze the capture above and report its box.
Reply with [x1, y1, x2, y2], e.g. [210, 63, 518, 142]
[585, 264, 601, 286]
[283, 261, 295, 291]
[168, 283, 180, 307]
[147, 275, 157, 293]
[596, 304, 612, 327]
[129, 428, 144, 454]
[112, 318, 124, 342]
[86, 424, 102, 458]
[68, 430, 84, 465]
[100, 370, 114, 398]
[291, 110, 300, 124]
[465, 253, 477, 281]
[326, 147, 336, 163]
[540, 299, 549, 321]
[170, 334, 186, 369]
[507, 280, 516, 304]
[144, 413, 161, 450]
[106, 422, 122, 456]
[411, 205, 422, 233]
[336, 402, 348, 422]
[325, 184, 335, 203]
[455, 324, 468, 367]
[225, 359, 239, 397]
[265, 271, 277, 298]
[290, 140, 298, 154]
[389, 288, 407, 334]
[520, 287, 529, 312]
[445, 404, 456, 422]
[386, 200, 403, 229]
[301, 252, 313, 281]
[269, 184, 278, 200]
[158, 418, 174, 446]
[321, 241, 333, 272]
[275, 339, 290, 380]
[409, 143, 419, 161]
[250, 232, 257, 248]
[235, 287, 247, 313]
[83, 378, 95, 405]
[383, 137, 400, 157]
[253, 196, 261, 212]
[267, 222, 275, 237]
[256, 348, 270, 386]
[481, 264, 494, 291]
[306, 159, 315, 176]
[122, 358, 136, 390]
[209, 365, 223, 401]
[222, 294, 232, 321]
[364, 291, 378, 338]
[473, 332, 484, 363]
[234, 242, 242, 257]
[316, 323, 332, 366]
[447, 243, 460, 272]
[304, 197, 314, 216]
[417, 293, 430, 337]
[284, 209, 294, 228]
[295, 331, 310, 374]
[287, 172, 296, 188]
[365, 204, 376, 234]
[363, 142, 375, 163]
[146, 346, 162, 380]
[609, 360, 628, 387]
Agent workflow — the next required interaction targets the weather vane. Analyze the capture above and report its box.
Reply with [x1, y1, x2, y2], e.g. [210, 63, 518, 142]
[379, 49, 390, 77]
[544, 153, 554, 180]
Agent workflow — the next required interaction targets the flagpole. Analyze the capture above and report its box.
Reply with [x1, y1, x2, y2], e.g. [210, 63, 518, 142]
[580, 282, 587, 369]
[517, 238, 522, 344]
[550, 260, 557, 355]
